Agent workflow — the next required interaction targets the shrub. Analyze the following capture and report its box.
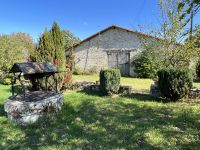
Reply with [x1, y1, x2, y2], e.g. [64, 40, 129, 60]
[62, 69, 73, 90]
[1, 77, 12, 85]
[100, 69, 121, 95]
[0, 73, 12, 85]
[131, 49, 162, 79]
[157, 68, 193, 101]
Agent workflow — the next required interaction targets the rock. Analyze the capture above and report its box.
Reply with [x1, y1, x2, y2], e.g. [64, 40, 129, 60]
[188, 87, 200, 99]
[4, 91, 63, 125]
[119, 86, 132, 94]
[89, 85, 100, 91]
[150, 84, 161, 98]
[73, 81, 95, 90]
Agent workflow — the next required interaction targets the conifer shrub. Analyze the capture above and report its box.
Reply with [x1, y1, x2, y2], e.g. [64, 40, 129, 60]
[100, 69, 121, 95]
[35, 22, 69, 91]
[157, 68, 193, 101]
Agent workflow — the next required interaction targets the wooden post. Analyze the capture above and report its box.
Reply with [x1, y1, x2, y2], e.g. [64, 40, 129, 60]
[45, 76, 48, 91]
[11, 75, 15, 96]
[56, 74, 58, 93]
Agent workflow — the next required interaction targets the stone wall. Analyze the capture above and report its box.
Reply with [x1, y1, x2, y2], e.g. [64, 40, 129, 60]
[4, 91, 63, 125]
[73, 28, 151, 77]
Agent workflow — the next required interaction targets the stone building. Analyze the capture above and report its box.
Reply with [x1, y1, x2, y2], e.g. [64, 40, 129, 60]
[67, 25, 162, 77]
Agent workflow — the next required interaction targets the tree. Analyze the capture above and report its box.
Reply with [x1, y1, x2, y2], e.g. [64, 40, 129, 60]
[51, 22, 66, 71]
[63, 30, 80, 71]
[178, 0, 200, 39]
[132, 42, 163, 78]
[191, 25, 200, 48]
[132, 0, 198, 77]
[62, 29, 80, 49]
[0, 33, 35, 84]
[36, 28, 54, 62]
[11, 32, 36, 61]
[51, 22, 67, 90]
[0, 35, 24, 72]
[35, 22, 71, 91]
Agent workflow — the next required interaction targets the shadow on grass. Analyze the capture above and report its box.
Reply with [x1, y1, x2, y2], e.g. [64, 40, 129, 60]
[79, 88, 105, 97]
[80, 88, 170, 103]
[1, 93, 200, 149]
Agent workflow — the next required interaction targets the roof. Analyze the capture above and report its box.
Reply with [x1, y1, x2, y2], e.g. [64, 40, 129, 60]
[10, 62, 57, 75]
[66, 25, 182, 51]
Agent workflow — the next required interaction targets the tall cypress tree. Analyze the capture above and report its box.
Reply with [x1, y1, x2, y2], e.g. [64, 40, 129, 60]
[35, 22, 67, 91]
[51, 22, 66, 70]
[37, 28, 54, 62]
[51, 22, 66, 90]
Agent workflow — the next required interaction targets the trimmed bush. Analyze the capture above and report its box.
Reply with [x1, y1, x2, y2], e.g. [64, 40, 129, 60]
[157, 68, 193, 101]
[100, 69, 121, 95]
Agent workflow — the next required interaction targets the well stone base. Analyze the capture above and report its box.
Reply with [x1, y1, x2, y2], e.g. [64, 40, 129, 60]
[4, 91, 63, 125]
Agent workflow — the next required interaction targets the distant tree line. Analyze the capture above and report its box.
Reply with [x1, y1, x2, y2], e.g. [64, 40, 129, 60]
[0, 22, 80, 88]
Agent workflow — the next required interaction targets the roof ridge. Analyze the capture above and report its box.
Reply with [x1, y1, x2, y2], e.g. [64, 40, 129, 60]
[66, 25, 181, 51]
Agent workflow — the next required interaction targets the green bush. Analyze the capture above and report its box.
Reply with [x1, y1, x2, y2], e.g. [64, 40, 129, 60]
[0, 73, 12, 85]
[131, 49, 162, 79]
[157, 68, 193, 101]
[100, 69, 121, 95]
[1, 77, 12, 85]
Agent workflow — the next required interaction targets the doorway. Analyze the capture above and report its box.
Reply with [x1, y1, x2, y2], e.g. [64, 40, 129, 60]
[107, 52, 130, 76]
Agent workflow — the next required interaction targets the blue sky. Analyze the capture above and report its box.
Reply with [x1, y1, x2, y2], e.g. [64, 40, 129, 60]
[0, 0, 199, 42]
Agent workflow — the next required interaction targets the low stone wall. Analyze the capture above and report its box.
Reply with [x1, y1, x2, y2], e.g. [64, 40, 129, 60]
[72, 81, 96, 90]
[73, 81, 132, 94]
[150, 84, 161, 98]
[4, 91, 63, 125]
[119, 86, 132, 95]
[188, 88, 200, 99]
[150, 84, 200, 99]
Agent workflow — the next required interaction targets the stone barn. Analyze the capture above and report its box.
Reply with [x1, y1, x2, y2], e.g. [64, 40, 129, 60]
[67, 25, 162, 77]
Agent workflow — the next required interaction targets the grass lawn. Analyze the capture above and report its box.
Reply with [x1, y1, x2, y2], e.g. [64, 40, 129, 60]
[1, 76, 200, 149]
[73, 74, 154, 93]
[73, 74, 200, 93]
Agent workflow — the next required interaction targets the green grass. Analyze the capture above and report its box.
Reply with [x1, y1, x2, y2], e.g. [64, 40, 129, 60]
[0, 84, 11, 101]
[73, 74, 200, 93]
[73, 74, 154, 93]
[1, 76, 200, 149]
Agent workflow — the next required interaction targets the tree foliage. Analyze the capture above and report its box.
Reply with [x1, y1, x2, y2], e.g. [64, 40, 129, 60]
[178, 0, 200, 22]
[0, 33, 35, 84]
[0, 33, 35, 72]
[62, 29, 80, 49]
[132, 42, 163, 78]
[51, 22, 66, 71]
[191, 25, 200, 48]
[158, 68, 193, 101]
[36, 28, 54, 62]
[132, 0, 198, 78]
[63, 30, 80, 71]
[35, 22, 73, 91]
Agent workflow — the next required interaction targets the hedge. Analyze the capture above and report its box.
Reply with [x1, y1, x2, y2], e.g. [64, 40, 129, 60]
[157, 68, 193, 101]
[100, 69, 121, 95]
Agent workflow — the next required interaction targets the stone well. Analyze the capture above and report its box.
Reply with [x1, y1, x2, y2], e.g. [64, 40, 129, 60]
[4, 91, 63, 125]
